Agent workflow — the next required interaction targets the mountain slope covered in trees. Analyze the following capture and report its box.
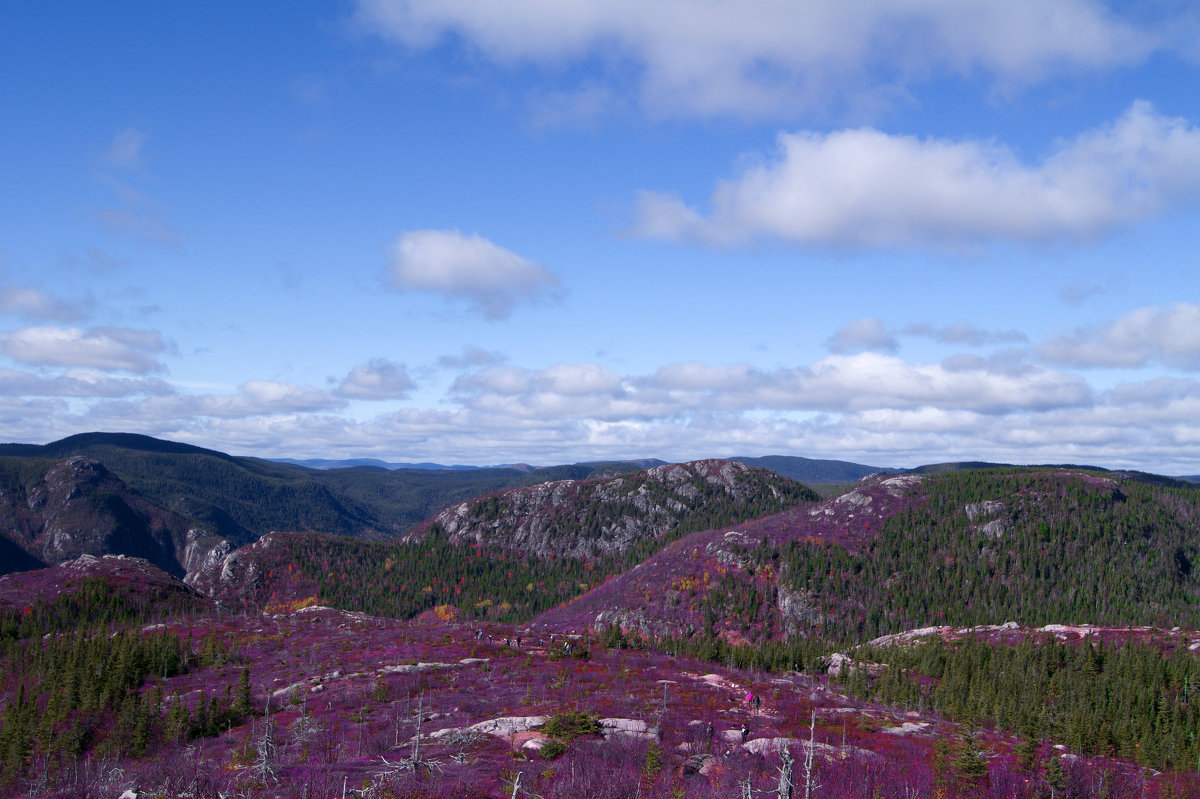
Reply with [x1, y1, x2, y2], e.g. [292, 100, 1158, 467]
[188, 460, 817, 622]
[532, 469, 1200, 649]
[0, 455, 222, 577]
[0, 434, 680, 568]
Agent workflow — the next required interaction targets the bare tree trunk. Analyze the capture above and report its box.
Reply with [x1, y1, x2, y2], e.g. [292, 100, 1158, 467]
[802, 710, 819, 799]
[776, 747, 795, 799]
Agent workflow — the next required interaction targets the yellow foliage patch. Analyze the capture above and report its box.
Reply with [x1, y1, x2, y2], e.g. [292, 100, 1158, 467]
[264, 595, 319, 614]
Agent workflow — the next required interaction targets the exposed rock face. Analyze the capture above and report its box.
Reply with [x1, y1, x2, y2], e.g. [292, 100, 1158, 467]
[181, 531, 233, 577]
[0, 457, 207, 577]
[594, 608, 692, 640]
[776, 585, 826, 636]
[964, 500, 1005, 523]
[410, 459, 806, 560]
[184, 531, 314, 607]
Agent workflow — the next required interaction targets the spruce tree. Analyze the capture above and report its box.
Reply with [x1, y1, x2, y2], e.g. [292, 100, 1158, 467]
[951, 726, 989, 790]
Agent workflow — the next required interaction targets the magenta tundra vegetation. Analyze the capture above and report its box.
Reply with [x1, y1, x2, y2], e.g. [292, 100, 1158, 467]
[4, 453, 1200, 797]
[0, 560, 1195, 799]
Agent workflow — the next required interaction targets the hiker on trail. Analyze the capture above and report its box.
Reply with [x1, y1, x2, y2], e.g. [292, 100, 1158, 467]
[753, 694, 761, 712]
[740, 724, 749, 742]
[745, 690, 754, 706]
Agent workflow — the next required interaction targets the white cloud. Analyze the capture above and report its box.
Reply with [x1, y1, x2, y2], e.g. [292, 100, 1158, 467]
[650, 362, 757, 392]
[0, 285, 87, 323]
[1040, 303, 1200, 369]
[18, 358, 1200, 473]
[88, 381, 344, 422]
[632, 102, 1200, 248]
[385, 229, 561, 320]
[451, 353, 1090, 420]
[904, 321, 1027, 346]
[827, 318, 897, 353]
[337, 358, 416, 400]
[0, 326, 169, 372]
[0, 368, 173, 398]
[451, 365, 534, 396]
[537, 363, 624, 396]
[354, 0, 1157, 118]
[769, 354, 1091, 415]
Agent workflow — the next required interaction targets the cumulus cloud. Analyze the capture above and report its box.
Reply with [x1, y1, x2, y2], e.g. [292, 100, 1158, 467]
[20, 354, 1200, 472]
[450, 353, 1090, 420]
[0, 285, 87, 323]
[650, 362, 757, 392]
[827, 318, 898, 353]
[337, 358, 416, 400]
[0, 326, 169, 372]
[355, 0, 1157, 118]
[1040, 303, 1200, 369]
[767, 354, 1090, 415]
[632, 102, 1200, 248]
[384, 230, 561, 320]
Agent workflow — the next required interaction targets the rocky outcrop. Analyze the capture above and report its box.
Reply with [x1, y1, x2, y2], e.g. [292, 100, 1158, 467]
[185, 531, 318, 607]
[776, 585, 826, 636]
[0, 457, 208, 577]
[410, 459, 811, 560]
[594, 608, 693, 639]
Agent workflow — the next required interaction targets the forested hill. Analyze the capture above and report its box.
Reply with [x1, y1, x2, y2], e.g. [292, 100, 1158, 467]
[0, 455, 223, 578]
[187, 461, 816, 621]
[0, 433, 664, 551]
[770, 468, 1200, 641]
[527, 468, 1200, 649]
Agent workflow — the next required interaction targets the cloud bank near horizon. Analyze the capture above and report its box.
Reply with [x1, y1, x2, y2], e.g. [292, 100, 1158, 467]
[5, 302, 1200, 473]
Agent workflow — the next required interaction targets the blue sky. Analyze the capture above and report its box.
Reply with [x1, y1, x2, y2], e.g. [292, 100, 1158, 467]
[3, 1, 1200, 472]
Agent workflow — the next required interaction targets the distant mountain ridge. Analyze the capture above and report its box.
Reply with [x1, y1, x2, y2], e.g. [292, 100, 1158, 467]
[730, 454, 897, 483]
[0, 434, 811, 582]
[0, 434, 670, 552]
[270, 452, 887, 483]
[272, 457, 540, 472]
